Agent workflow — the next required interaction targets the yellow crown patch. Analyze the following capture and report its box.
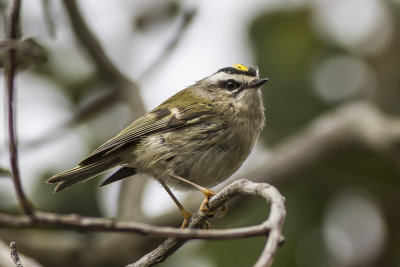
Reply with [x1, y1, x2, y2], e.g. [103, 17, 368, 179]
[232, 63, 249, 72]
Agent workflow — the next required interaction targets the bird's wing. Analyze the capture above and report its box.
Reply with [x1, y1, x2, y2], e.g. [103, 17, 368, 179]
[80, 92, 215, 165]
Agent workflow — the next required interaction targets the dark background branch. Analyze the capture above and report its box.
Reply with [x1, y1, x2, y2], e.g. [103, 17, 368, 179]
[4, 0, 34, 215]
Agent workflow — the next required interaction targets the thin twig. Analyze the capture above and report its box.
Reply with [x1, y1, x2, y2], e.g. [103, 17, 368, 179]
[4, 0, 34, 215]
[10, 242, 23, 267]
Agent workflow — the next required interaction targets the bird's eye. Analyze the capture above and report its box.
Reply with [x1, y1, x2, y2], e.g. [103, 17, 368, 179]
[224, 79, 240, 91]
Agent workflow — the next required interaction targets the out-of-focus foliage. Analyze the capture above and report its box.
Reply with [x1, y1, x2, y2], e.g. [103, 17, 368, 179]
[251, 10, 329, 145]
[247, 2, 400, 267]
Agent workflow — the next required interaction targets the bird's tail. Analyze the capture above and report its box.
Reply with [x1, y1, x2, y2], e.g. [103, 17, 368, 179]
[46, 157, 120, 193]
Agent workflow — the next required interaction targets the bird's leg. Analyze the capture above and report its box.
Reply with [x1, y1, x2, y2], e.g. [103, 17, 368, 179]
[159, 180, 192, 228]
[169, 173, 217, 214]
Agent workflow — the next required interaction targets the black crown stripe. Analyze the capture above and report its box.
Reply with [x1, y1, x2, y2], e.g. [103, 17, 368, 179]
[217, 66, 258, 77]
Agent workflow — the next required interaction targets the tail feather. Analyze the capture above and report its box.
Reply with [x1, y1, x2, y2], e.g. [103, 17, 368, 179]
[46, 157, 120, 192]
[54, 176, 90, 192]
[100, 167, 136, 187]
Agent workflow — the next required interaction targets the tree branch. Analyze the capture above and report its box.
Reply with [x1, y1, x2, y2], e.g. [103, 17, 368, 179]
[0, 179, 286, 266]
[130, 179, 286, 267]
[0, 180, 285, 239]
[4, 0, 34, 215]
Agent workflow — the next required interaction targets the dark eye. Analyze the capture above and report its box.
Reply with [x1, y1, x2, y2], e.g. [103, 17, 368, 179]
[224, 79, 240, 91]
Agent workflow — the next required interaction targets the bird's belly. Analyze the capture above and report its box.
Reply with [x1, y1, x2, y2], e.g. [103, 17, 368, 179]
[131, 124, 253, 190]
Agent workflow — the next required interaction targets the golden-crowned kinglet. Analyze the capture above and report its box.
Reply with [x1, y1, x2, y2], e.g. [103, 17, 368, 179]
[47, 63, 268, 224]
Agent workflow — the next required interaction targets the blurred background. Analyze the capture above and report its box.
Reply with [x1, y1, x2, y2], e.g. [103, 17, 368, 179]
[0, 0, 400, 266]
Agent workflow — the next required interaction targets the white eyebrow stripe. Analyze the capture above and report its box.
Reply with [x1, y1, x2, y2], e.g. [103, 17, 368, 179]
[207, 72, 259, 86]
[207, 72, 243, 84]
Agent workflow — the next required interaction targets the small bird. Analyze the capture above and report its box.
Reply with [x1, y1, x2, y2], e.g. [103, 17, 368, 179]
[47, 63, 268, 226]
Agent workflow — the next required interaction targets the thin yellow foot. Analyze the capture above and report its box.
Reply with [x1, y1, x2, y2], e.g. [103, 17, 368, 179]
[199, 188, 216, 213]
[203, 220, 211, 229]
[180, 209, 193, 228]
[167, 173, 224, 222]
[217, 204, 228, 218]
[158, 180, 193, 228]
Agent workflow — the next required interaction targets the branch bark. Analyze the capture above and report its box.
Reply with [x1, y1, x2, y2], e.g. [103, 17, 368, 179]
[4, 0, 34, 215]
[0, 180, 284, 240]
[0, 240, 42, 267]
[10, 242, 23, 267]
[0, 179, 286, 266]
[130, 179, 286, 267]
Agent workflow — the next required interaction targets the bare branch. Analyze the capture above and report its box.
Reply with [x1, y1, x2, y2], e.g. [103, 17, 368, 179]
[130, 179, 286, 267]
[4, 0, 34, 215]
[0, 180, 285, 238]
[10, 242, 23, 267]
[0, 179, 285, 266]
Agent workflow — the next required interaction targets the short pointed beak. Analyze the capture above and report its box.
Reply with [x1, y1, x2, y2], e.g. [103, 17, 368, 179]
[249, 78, 269, 88]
